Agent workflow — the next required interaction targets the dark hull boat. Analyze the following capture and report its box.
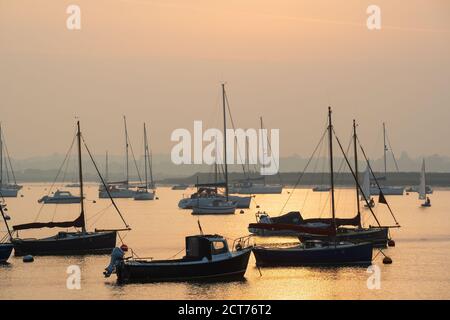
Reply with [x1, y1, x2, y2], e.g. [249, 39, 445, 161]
[253, 241, 373, 267]
[12, 231, 116, 256]
[11, 121, 130, 257]
[0, 243, 13, 263]
[299, 227, 389, 248]
[114, 234, 253, 283]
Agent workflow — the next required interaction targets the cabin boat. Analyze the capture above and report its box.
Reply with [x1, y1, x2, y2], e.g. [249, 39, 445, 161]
[191, 199, 236, 215]
[99, 184, 136, 198]
[172, 184, 189, 190]
[229, 180, 282, 194]
[114, 234, 253, 283]
[133, 188, 155, 200]
[178, 187, 251, 209]
[312, 185, 330, 192]
[38, 190, 82, 204]
[11, 121, 130, 256]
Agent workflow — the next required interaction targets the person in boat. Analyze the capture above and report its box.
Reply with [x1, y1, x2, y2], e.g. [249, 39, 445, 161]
[369, 197, 375, 207]
[104, 244, 128, 277]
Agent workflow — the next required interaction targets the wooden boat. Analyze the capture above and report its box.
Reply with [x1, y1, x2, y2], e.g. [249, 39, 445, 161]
[114, 235, 253, 283]
[11, 121, 131, 256]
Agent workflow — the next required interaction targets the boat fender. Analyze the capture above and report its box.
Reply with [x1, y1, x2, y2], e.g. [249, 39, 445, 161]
[93, 200, 97, 203]
[4, 215, 10, 220]
[156, 197, 159, 200]
[388, 239, 395, 247]
[23, 255, 34, 263]
[103, 246, 125, 277]
[383, 256, 393, 264]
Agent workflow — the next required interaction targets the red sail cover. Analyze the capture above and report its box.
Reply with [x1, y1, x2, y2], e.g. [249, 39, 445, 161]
[13, 213, 85, 231]
[248, 222, 336, 236]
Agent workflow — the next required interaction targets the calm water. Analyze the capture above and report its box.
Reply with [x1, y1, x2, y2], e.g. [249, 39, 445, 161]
[1, 184, 450, 300]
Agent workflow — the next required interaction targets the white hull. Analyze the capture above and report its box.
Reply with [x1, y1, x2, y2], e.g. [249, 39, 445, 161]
[229, 184, 283, 194]
[178, 195, 251, 209]
[133, 191, 155, 201]
[370, 186, 404, 195]
[192, 205, 236, 215]
[99, 189, 136, 198]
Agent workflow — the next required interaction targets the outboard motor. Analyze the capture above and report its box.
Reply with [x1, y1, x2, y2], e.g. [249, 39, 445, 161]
[103, 245, 128, 277]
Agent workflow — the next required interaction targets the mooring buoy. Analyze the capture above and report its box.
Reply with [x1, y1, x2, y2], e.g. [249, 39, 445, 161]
[388, 239, 396, 247]
[240, 210, 244, 214]
[256, 205, 260, 209]
[383, 256, 393, 264]
[23, 255, 34, 263]
[156, 197, 159, 200]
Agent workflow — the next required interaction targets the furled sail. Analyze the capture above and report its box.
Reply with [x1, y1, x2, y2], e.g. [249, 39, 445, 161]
[13, 212, 85, 231]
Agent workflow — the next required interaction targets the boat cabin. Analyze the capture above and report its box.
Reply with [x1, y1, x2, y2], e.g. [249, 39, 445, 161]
[184, 235, 230, 261]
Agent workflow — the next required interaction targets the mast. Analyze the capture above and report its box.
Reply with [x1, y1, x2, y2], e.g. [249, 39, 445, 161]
[76, 121, 86, 233]
[353, 120, 361, 228]
[105, 151, 109, 183]
[123, 116, 129, 186]
[260, 116, 266, 185]
[143, 123, 148, 192]
[328, 107, 336, 230]
[222, 83, 229, 200]
[383, 122, 387, 177]
[0, 123, 2, 186]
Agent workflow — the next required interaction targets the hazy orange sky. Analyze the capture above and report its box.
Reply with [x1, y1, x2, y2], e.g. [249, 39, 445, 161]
[1, 0, 449, 159]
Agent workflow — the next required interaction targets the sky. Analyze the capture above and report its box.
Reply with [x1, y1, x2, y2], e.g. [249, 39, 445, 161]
[1, 0, 450, 161]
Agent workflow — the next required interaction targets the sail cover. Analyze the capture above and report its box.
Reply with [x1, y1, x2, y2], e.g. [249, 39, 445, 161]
[13, 212, 85, 231]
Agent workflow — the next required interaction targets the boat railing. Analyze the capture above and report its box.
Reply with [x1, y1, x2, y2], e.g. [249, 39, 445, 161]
[231, 235, 254, 252]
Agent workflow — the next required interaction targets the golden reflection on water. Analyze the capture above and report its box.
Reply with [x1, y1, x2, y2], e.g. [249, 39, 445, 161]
[1, 185, 450, 299]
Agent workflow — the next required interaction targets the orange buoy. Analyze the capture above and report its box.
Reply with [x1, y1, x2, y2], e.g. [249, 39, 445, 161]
[120, 244, 129, 252]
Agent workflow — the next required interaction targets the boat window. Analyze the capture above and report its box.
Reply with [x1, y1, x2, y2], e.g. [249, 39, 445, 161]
[211, 241, 227, 255]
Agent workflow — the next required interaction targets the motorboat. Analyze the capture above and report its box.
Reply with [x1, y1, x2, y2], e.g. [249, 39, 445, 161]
[191, 199, 236, 215]
[112, 234, 253, 283]
[38, 190, 82, 204]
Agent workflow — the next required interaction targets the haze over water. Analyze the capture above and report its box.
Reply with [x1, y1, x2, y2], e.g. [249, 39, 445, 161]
[1, 185, 449, 299]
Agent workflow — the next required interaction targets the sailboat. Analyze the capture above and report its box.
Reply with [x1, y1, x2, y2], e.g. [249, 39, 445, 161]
[179, 84, 251, 210]
[134, 123, 156, 201]
[11, 121, 131, 256]
[0, 124, 21, 198]
[419, 159, 431, 207]
[229, 118, 283, 195]
[362, 166, 375, 208]
[369, 123, 404, 196]
[252, 108, 374, 267]
[99, 116, 136, 199]
[0, 202, 13, 263]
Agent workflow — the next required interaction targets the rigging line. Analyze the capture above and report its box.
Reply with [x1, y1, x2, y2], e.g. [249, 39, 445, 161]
[166, 247, 186, 260]
[224, 90, 248, 178]
[128, 135, 143, 184]
[386, 130, 400, 172]
[333, 128, 382, 227]
[278, 127, 328, 215]
[1, 131, 17, 185]
[86, 203, 113, 224]
[356, 136, 400, 226]
[333, 129, 353, 213]
[34, 132, 77, 222]
[81, 136, 130, 229]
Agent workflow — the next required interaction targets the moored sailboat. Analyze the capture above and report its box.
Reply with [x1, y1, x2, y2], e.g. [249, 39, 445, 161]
[11, 121, 131, 256]
[419, 159, 431, 207]
[0, 124, 21, 198]
[134, 123, 156, 201]
[252, 108, 374, 267]
[0, 202, 13, 263]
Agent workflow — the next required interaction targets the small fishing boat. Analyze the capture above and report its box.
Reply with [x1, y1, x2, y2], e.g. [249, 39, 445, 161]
[38, 190, 82, 204]
[419, 159, 431, 207]
[11, 121, 131, 256]
[192, 199, 236, 215]
[133, 123, 156, 201]
[112, 234, 253, 283]
[0, 202, 13, 263]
